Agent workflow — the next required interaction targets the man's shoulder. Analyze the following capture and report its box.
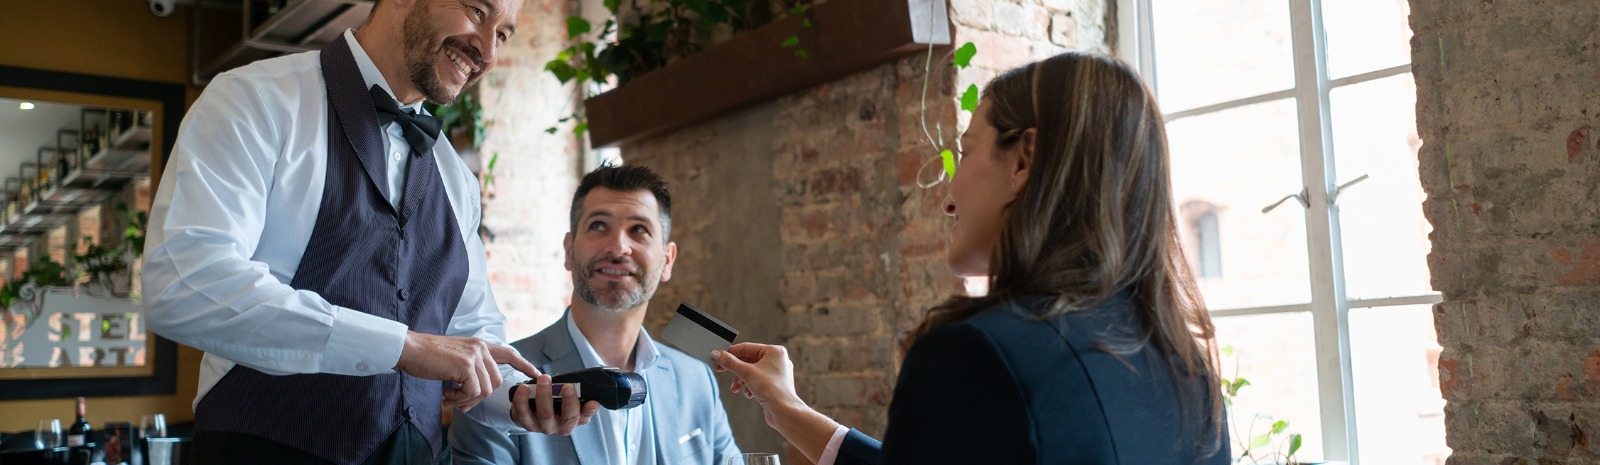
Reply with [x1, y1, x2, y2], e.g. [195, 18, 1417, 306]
[207, 50, 324, 100]
[508, 322, 568, 358]
[222, 50, 322, 79]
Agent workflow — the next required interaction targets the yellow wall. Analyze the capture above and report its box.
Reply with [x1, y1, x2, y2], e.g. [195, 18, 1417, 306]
[0, 0, 204, 432]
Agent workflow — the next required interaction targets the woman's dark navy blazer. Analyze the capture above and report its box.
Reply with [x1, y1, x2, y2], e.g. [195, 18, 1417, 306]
[834, 294, 1231, 465]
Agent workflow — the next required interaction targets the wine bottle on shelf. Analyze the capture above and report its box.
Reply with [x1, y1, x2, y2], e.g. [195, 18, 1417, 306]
[66, 396, 91, 447]
[81, 125, 100, 162]
[108, 111, 122, 145]
[57, 151, 69, 187]
[116, 110, 133, 135]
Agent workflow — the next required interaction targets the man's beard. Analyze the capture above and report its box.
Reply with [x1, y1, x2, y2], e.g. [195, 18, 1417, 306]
[401, 4, 478, 105]
[574, 258, 662, 313]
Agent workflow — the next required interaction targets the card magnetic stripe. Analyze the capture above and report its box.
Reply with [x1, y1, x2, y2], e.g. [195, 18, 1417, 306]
[676, 303, 738, 342]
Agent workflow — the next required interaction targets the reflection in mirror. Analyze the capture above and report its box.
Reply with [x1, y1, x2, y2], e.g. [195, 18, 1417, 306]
[0, 96, 154, 376]
[0, 64, 180, 399]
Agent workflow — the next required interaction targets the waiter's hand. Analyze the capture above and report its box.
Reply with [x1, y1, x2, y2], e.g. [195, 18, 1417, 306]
[395, 331, 539, 412]
[509, 376, 600, 435]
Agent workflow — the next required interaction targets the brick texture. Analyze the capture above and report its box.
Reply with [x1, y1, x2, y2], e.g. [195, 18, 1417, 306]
[477, 0, 582, 339]
[1412, 0, 1600, 462]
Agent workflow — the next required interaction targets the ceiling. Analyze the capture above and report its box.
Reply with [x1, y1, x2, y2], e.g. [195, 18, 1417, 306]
[0, 98, 83, 186]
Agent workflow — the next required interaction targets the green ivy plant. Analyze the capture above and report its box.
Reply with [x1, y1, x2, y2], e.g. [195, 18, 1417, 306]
[545, 0, 823, 138]
[1220, 345, 1305, 465]
[780, 3, 813, 58]
[19, 258, 71, 288]
[424, 91, 488, 150]
[913, 37, 977, 188]
[0, 280, 18, 309]
[118, 202, 148, 258]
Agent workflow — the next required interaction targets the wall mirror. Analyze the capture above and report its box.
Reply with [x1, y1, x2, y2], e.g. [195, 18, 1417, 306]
[0, 65, 182, 399]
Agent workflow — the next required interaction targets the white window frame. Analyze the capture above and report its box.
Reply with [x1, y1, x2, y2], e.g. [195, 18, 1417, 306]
[1117, 1, 1440, 463]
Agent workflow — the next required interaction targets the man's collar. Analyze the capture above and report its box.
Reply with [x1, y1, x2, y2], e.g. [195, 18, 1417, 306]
[564, 307, 661, 372]
[343, 29, 424, 112]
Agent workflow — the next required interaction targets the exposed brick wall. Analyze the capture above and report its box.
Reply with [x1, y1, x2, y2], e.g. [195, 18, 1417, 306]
[1411, 1, 1600, 463]
[478, 0, 583, 340]
[619, 0, 1111, 459]
[623, 51, 963, 461]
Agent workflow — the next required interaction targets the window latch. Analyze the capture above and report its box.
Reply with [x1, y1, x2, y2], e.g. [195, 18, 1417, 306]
[1261, 187, 1310, 214]
[1330, 174, 1371, 204]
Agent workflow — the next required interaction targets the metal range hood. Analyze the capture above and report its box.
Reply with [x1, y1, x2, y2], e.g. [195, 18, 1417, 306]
[190, 0, 374, 85]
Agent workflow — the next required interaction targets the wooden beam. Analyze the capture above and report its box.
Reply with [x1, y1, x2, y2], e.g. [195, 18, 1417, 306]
[585, 0, 952, 149]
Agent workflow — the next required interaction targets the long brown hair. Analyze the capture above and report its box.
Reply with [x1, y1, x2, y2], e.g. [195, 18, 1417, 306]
[905, 52, 1223, 455]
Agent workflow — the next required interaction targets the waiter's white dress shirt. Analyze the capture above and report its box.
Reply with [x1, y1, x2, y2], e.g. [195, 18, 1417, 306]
[142, 30, 525, 432]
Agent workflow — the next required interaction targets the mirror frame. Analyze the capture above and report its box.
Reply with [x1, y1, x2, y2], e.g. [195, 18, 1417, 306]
[0, 64, 183, 399]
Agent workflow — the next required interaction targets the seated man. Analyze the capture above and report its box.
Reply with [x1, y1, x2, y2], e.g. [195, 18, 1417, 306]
[450, 165, 741, 464]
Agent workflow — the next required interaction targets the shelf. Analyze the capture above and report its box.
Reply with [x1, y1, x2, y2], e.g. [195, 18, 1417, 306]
[584, 0, 952, 148]
[193, 0, 376, 84]
[0, 119, 153, 250]
[70, 124, 152, 186]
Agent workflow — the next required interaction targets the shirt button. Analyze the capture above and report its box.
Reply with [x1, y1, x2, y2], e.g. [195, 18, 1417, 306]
[391, 152, 402, 162]
[356, 361, 369, 372]
[397, 288, 410, 300]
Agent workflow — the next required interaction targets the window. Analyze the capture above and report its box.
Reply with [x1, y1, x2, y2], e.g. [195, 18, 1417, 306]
[1181, 201, 1223, 278]
[1119, 0, 1444, 464]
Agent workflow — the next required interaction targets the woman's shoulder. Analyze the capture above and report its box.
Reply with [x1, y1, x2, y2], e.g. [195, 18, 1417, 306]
[951, 294, 1136, 345]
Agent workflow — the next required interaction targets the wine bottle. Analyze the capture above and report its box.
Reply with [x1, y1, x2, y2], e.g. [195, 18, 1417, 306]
[66, 396, 91, 447]
[57, 150, 69, 186]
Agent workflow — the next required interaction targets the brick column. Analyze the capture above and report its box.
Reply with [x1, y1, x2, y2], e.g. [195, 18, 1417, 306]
[1411, 1, 1600, 463]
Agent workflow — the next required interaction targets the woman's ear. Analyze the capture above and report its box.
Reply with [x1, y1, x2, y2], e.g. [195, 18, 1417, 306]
[1011, 128, 1037, 196]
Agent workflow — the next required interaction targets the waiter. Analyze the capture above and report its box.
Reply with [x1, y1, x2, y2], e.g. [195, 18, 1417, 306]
[142, 1, 598, 464]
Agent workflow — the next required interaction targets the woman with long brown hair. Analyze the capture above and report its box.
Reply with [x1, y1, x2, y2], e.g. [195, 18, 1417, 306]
[712, 51, 1230, 464]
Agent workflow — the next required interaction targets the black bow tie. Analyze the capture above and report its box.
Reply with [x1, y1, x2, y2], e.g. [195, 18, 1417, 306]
[368, 85, 440, 157]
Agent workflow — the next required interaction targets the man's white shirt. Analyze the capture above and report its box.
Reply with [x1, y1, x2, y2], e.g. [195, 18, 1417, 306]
[565, 315, 659, 465]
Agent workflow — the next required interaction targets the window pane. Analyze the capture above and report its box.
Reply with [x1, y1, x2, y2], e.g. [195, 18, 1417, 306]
[1323, 0, 1413, 79]
[1151, 0, 1296, 113]
[1329, 74, 1435, 300]
[1168, 99, 1311, 310]
[1351, 304, 1450, 465]
[1215, 312, 1324, 463]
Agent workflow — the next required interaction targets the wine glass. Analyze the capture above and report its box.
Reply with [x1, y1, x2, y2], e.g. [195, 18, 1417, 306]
[139, 413, 167, 439]
[724, 453, 781, 465]
[35, 419, 62, 449]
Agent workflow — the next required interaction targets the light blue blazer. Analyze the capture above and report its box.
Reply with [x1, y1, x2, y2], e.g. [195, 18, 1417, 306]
[449, 312, 741, 464]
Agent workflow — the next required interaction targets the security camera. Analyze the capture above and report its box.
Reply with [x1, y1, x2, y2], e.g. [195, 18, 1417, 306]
[149, 0, 176, 17]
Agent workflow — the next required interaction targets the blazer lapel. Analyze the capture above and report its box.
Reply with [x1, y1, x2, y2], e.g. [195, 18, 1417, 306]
[319, 36, 393, 207]
[647, 359, 679, 462]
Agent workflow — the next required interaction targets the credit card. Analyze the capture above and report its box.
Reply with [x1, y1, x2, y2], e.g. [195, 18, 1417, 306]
[662, 302, 739, 368]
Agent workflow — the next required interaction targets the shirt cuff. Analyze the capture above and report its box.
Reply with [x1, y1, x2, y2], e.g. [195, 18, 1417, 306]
[816, 425, 850, 465]
[324, 305, 409, 375]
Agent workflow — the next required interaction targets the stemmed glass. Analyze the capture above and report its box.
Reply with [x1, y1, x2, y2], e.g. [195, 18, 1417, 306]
[34, 419, 62, 449]
[724, 453, 781, 465]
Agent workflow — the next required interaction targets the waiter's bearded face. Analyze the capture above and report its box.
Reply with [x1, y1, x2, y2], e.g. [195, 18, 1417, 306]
[402, 0, 523, 105]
